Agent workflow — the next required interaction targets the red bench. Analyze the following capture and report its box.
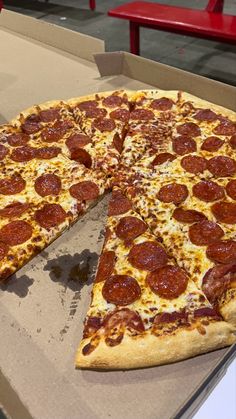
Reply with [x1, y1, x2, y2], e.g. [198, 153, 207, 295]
[89, 0, 96, 11]
[108, 0, 236, 55]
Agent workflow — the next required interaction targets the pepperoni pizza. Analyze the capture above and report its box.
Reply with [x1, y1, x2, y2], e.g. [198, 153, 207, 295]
[0, 89, 236, 370]
[76, 189, 235, 369]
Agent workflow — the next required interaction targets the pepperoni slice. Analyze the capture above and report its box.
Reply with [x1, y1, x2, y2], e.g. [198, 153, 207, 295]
[0, 220, 32, 246]
[128, 241, 168, 271]
[130, 109, 154, 120]
[202, 263, 236, 303]
[213, 120, 236, 136]
[181, 155, 207, 174]
[229, 134, 236, 149]
[0, 144, 8, 160]
[102, 95, 125, 107]
[21, 120, 41, 134]
[82, 308, 145, 350]
[69, 180, 99, 201]
[39, 108, 60, 122]
[42, 120, 72, 142]
[194, 307, 220, 319]
[41, 126, 63, 143]
[201, 136, 224, 152]
[34, 174, 61, 197]
[189, 221, 224, 246]
[7, 133, 30, 147]
[176, 122, 201, 137]
[35, 203, 67, 229]
[0, 242, 9, 261]
[108, 190, 132, 216]
[36, 146, 61, 159]
[115, 216, 147, 243]
[104, 308, 144, 332]
[0, 202, 29, 218]
[85, 108, 107, 119]
[208, 156, 236, 177]
[110, 109, 130, 122]
[194, 109, 218, 121]
[158, 183, 188, 204]
[78, 100, 98, 111]
[95, 251, 116, 283]
[154, 311, 188, 325]
[206, 240, 236, 264]
[151, 97, 174, 111]
[92, 118, 116, 132]
[102, 275, 141, 305]
[146, 265, 188, 299]
[112, 133, 124, 154]
[172, 136, 197, 155]
[173, 208, 207, 223]
[70, 149, 92, 168]
[25, 114, 40, 123]
[66, 133, 91, 151]
[10, 146, 35, 162]
[226, 180, 236, 200]
[193, 180, 224, 202]
[151, 152, 175, 166]
[0, 175, 25, 195]
[83, 310, 142, 351]
[212, 202, 236, 224]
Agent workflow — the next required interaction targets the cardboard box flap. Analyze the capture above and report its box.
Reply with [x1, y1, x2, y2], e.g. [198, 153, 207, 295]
[94, 51, 124, 76]
[0, 9, 104, 62]
[95, 52, 236, 110]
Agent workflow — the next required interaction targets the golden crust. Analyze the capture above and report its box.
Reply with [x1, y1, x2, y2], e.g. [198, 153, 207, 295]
[76, 321, 236, 370]
[130, 89, 236, 119]
[67, 89, 134, 107]
[10, 99, 66, 127]
[220, 289, 236, 327]
[180, 91, 236, 119]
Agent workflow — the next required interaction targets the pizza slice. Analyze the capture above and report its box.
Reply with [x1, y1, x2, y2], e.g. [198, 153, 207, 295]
[0, 153, 107, 281]
[120, 167, 236, 325]
[76, 189, 235, 369]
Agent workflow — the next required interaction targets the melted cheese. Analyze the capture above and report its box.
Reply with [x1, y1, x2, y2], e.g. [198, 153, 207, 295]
[87, 204, 212, 330]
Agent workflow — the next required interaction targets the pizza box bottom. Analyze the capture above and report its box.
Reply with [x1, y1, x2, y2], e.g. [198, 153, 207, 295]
[0, 197, 235, 419]
[0, 10, 236, 419]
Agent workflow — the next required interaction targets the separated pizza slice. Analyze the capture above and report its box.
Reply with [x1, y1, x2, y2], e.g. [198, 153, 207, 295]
[76, 189, 235, 370]
[68, 90, 132, 173]
[121, 171, 236, 326]
[0, 154, 107, 282]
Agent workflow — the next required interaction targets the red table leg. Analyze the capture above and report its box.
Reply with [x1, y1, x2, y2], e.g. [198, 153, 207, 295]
[206, 0, 224, 12]
[130, 21, 140, 55]
[89, 0, 96, 10]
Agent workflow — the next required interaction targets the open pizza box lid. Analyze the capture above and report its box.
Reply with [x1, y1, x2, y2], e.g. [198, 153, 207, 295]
[0, 9, 235, 419]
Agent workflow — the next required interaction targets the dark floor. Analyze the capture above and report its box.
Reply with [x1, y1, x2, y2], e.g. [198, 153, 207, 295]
[3, 0, 236, 86]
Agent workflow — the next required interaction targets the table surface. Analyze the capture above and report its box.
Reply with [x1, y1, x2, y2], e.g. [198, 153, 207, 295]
[194, 358, 236, 419]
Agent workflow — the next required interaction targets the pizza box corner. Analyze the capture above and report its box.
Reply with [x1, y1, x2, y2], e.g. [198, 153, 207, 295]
[0, 9, 235, 419]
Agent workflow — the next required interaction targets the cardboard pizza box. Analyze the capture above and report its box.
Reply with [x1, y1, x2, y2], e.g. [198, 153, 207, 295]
[0, 9, 235, 419]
